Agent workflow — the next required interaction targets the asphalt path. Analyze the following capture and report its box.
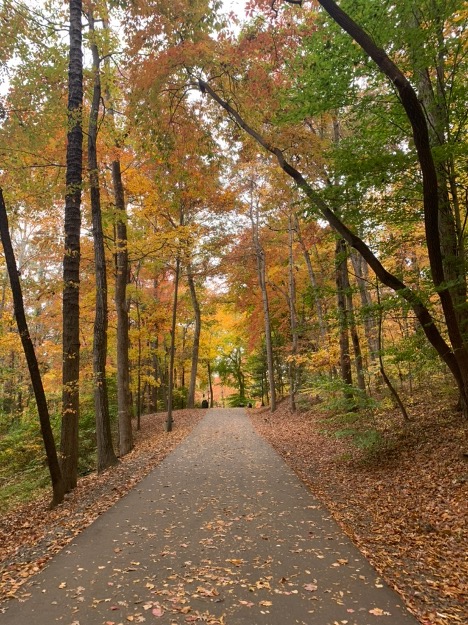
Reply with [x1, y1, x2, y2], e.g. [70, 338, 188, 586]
[1, 409, 420, 624]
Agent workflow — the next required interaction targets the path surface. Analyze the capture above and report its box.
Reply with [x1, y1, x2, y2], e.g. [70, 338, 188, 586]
[1, 409, 419, 625]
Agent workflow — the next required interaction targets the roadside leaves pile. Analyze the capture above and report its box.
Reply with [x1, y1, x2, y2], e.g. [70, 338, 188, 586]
[0, 409, 204, 604]
[250, 397, 467, 625]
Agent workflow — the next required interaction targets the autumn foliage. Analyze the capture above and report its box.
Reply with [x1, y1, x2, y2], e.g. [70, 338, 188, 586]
[0, 0, 467, 621]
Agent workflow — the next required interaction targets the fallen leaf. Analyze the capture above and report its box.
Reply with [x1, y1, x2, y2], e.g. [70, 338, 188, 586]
[152, 606, 164, 617]
[369, 608, 385, 616]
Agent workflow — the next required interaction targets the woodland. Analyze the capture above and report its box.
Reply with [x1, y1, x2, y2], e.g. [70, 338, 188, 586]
[0, 0, 467, 619]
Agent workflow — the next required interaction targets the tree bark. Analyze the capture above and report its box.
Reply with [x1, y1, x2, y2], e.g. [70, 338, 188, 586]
[61, 0, 83, 492]
[249, 182, 276, 412]
[134, 300, 142, 430]
[166, 255, 180, 432]
[88, 10, 118, 472]
[207, 360, 214, 407]
[100, 10, 133, 452]
[294, 214, 327, 346]
[342, 247, 366, 391]
[335, 239, 354, 402]
[408, 6, 467, 339]
[187, 264, 201, 408]
[350, 250, 379, 361]
[0, 189, 65, 507]
[151, 338, 159, 412]
[288, 214, 299, 411]
[113, 160, 133, 455]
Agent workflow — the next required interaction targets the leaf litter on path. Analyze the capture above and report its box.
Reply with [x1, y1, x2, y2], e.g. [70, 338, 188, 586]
[249, 397, 467, 625]
[0, 410, 204, 605]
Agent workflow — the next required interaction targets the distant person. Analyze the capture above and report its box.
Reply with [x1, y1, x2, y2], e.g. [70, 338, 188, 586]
[201, 397, 209, 408]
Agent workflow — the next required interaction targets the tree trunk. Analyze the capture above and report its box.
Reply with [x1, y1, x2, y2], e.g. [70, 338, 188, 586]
[249, 183, 276, 412]
[335, 239, 354, 403]
[376, 281, 410, 421]
[288, 214, 299, 412]
[166, 256, 180, 432]
[350, 250, 379, 361]
[207, 360, 214, 407]
[187, 264, 201, 408]
[409, 7, 467, 339]
[0, 189, 65, 507]
[135, 301, 142, 430]
[101, 11, 133, 452]
[113, 160, 133, 455]
[61, 0, 83, 492]
[88, 10, 118, 472]
[342, 247, 366, 391]
[294, 214, 327, 346]
[151, 339, 159, 412]
[3, 349, 15, 415]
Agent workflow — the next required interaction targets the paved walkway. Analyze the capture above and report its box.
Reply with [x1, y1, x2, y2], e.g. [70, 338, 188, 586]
[1, 409, 419, 624]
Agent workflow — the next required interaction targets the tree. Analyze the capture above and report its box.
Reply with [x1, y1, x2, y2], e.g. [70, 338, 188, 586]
[113, 158, 133, 453]
[196, 25, 468, 415]
[305, 0, 468, 412]
[335, 238, 353, 399]
[61, 0, 84, 492]
[248, 178, 277, 412]
[186, 262, 201, 408]
[87, 8, 118, 471]
[0, 189, 65, 506]
[165, 251, 181, 432]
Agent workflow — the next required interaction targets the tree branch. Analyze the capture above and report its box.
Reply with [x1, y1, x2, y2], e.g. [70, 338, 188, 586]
[196, 78, 462, 386]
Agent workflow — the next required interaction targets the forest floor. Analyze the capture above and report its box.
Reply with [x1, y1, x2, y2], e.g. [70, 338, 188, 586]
[0, 408, 204, 606]
[250, 394, 467, 625]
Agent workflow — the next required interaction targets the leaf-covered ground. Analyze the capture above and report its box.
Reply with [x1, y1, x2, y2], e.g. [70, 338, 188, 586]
[249, 397, 467, 625]
[0, 409, 204, 605]
[2, 408, 421, 625]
